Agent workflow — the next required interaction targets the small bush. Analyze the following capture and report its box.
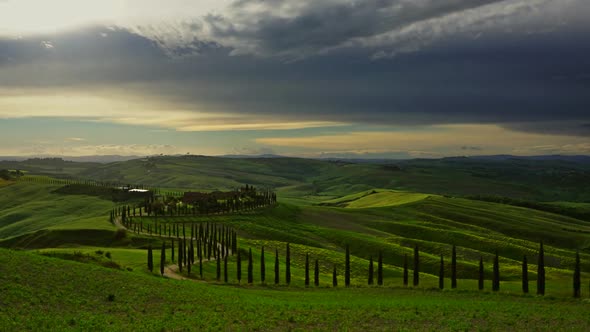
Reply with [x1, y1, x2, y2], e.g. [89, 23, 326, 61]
[105, 252, 112, 259]
[114, 229, 127, 240]
[102, 261, 121, 269]
[107, 294, 115, 302]
[95, 250, 104, 256]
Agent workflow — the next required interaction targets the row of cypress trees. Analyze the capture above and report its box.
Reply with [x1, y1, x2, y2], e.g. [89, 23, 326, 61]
[147, 240, 585, 297]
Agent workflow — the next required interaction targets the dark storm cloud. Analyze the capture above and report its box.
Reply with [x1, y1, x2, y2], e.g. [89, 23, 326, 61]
[203, 0, 504, 59]
[1, 0, 589, 135]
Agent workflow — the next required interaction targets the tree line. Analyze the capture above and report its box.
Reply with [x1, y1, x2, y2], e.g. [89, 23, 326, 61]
[146, 222, 237, 279]
[147, 241, 586, 298]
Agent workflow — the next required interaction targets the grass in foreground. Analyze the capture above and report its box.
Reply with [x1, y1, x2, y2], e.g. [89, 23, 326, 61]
[2, 248, 590, 331]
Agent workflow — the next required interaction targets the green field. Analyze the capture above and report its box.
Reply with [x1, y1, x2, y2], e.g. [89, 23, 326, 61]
[2, 248, 590, 331]
[0, 181, 120, 248]
[2, 156, 590, 330]
[320, 189, 432, 208]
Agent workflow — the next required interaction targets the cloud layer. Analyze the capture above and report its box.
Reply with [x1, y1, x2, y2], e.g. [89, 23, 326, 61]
[1, 0, 589, 157]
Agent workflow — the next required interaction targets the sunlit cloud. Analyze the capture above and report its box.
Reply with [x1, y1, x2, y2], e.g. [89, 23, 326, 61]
[0, 89, 346, 132]
[256, 125, 590, 156]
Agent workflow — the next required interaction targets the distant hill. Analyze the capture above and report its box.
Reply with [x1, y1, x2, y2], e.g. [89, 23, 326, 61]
[1, 155, 589, 202]
[219, 154, 286, 159]
[0, 155, 141, 163]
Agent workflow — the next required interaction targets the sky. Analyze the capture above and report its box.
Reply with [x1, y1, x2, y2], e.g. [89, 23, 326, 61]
[0, 0, 589, 158]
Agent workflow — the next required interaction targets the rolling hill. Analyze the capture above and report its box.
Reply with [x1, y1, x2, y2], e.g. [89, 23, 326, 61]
[2, 156, 590, 330]
[2, 155, 590, 201]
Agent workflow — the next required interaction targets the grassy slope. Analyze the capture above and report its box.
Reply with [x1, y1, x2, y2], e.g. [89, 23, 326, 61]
[0, 181, 117, 246]
[2, 178, 590, 286]
[131, 196, 590, 290]
[2, 248, 590, 331]
[321, 189, 432, 208]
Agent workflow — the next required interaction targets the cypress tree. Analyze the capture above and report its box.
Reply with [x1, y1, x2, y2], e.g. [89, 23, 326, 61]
[187, 251, 191, 276]
[537, 241, 545, 296]
[314, 259, 320, 286]
[522, 255, 529, 294]
[261, 246, 266, 284]
[451, 245, 457, 289]
[345, 245, 351, 287]
[305, 253, 310, 287]
[332, 265, 338, 287]
[492, 251, 500, 292]
[147, 244, 153, 272]
[478, 256, 484, 290]
[377, 251, 383, 286]
[190, 240, 194, 265]
[237, 250, 242, 283]
[368, 256, 374, 285]
[224, 255, 228, 283]
[160, 242, 165, 276]
[274, 248, 280, 285]
[403, 253, 409, 287]
[248, 248, 253, 284]
[574, 251, 581, 298]
[171, 238, 175, 263]
[184, 238, 188, 267]
[178, 240, 183, 273]
[216, 253, 221, 281]
[413, 245, 419, 287]
[439, 254, 444, 290]
[286, 243, 291, 285]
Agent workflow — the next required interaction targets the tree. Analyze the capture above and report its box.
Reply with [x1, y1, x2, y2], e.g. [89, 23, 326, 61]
[286, 243, 291, 285]
[237, 250, 242, 283]
[413, 245, 419, 287]
[522, 255, 529, 294]
[492, 251, 500, 292]
[478, 256, 484, 290]
[345, 244, 351, 287]
[314, 259, 320, 286]
[248, 248, 253, 284]
[178, 240, 183, 273]
[224, 255, 228, 283]
[160, 242, 165, 276]
[377, 251, 383, 286]
[537, 241, 545, 296]
[332, 265, 338, 287]
[147, 244, 153, 272]
[403, 254, 409, 287]
[171, 238, 175, 263]
[274, 248, 280, 285]
[260, 246, 266, 284]
[368, 256, 374, 286]
[574, 251, 581, 298]
[305, 253, 310, 287]
[199, 252, 203, 278]
[451, 245, 457, 289]
[439, 254, 444, 290]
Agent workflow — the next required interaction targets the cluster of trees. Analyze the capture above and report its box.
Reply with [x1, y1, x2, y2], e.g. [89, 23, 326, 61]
[182, 186, 277, 214]
[146, 222, 237, 278]
[113, 186, 276, 222]
[0, 169, 23, 180]
[148, 240, 586, 298]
